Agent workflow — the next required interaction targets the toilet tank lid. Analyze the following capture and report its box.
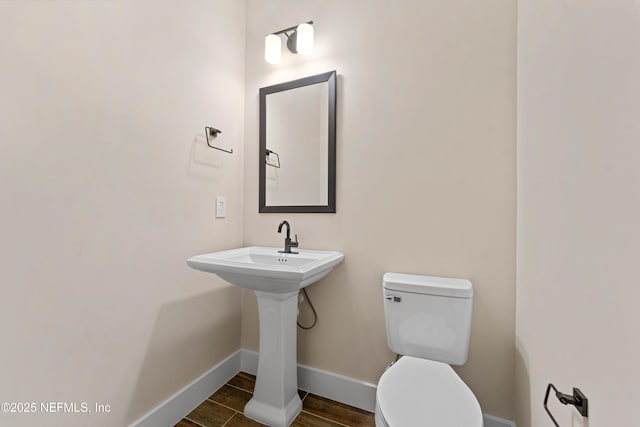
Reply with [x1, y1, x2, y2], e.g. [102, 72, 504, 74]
[383, 272, 473, 299]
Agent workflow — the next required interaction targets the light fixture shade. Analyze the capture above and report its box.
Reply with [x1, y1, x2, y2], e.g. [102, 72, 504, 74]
[265, 34, 281, 64]
[296, 23, 314, 55]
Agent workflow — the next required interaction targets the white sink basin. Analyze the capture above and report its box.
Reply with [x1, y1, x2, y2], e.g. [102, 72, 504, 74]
[186, 245, 344, 427]
[187, 246, 344, 293]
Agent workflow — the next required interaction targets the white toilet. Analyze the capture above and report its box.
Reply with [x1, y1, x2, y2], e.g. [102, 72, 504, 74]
[375, 272, 483, 427]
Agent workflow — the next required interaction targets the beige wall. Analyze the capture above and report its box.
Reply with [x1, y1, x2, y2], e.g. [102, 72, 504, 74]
[0, 1, 245, 426]
[242, 0, 517, 419]
[516, 1, 640, 426]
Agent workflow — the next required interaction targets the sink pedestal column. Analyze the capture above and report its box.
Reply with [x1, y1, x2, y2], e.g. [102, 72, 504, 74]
[244, 290, 302, 427]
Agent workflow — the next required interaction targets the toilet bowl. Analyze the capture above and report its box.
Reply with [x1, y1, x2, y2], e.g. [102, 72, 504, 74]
[375, 272, 483, 426]
[375, 356, 482, 427]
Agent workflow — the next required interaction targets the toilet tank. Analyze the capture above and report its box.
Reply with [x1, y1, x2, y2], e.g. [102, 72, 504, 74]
[383, 272, 473, 365]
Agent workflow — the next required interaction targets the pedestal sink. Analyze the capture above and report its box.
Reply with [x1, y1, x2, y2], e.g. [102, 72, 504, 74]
[187, 246, 344, 427]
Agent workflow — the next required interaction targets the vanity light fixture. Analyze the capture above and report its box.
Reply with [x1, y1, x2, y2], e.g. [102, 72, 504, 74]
[264, 34, 281, 64]
[264, 21, 314, 64]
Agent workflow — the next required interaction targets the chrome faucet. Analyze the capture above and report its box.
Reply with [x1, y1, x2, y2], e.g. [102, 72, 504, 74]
[277, 220, 299, 254]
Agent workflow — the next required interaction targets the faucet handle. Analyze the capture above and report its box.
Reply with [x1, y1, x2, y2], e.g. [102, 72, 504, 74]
[291, 234, 299, 247]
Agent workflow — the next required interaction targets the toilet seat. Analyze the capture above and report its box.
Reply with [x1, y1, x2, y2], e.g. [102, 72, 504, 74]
[376, 356, 483, 427]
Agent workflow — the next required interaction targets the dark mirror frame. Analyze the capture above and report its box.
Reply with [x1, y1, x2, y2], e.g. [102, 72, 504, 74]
[259, 70, 337, 213]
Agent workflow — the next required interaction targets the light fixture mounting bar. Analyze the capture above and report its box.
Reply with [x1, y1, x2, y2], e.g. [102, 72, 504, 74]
[268, 20, 313, 37]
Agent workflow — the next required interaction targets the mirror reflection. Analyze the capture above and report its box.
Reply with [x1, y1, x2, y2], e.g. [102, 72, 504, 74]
[266, 82, 328, 206]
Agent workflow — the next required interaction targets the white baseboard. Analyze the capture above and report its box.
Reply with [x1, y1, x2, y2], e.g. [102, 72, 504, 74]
[131, 348, 516, 427]
[130, 350, 240, 427]
[484, 413, 517, 427]
[242, 349, 516, 427]
[240, 349, 377, 413]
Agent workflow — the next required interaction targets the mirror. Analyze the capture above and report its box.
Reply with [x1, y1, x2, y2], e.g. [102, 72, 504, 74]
[259, 71, 337, 213]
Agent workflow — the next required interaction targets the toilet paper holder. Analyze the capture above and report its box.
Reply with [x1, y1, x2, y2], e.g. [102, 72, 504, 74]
[543, 383, 588, 426]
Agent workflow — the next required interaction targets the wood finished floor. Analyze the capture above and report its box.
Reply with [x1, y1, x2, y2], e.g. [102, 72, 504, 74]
[175, 372, 375, 427]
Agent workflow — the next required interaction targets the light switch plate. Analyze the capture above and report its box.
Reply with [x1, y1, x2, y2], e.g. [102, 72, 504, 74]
[215, 196, 226, 218]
